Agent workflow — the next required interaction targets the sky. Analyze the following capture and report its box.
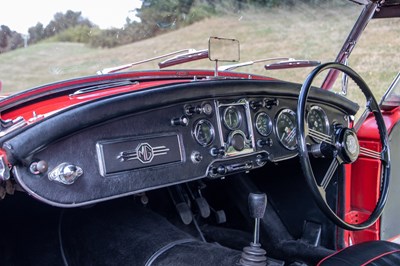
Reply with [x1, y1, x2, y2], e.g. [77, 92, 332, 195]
[1, 0, 142, 34]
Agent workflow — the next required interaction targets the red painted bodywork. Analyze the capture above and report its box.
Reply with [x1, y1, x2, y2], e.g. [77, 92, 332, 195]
[0, 70, 273, 122]
[344, 106, 400, 246]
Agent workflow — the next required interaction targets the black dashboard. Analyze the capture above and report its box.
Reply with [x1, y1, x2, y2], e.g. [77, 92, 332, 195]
[5, 79, 358, 207]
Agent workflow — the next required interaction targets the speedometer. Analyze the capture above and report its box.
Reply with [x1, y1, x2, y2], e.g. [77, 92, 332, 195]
[307, 106, 329, 142]
[275, 109, 297, 150]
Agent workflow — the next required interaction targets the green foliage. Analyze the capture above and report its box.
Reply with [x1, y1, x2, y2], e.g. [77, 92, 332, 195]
[184, 3, 216, 25]
[87, 28, 122, 48]
[27, 10, 94, 45]
[50, 25, 93, 43]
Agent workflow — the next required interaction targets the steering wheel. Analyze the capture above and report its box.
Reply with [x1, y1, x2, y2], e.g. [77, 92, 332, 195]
[296, 62, 390, 231]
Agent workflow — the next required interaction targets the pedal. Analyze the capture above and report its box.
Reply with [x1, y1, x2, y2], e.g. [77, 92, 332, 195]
[185, 181, 211, 218]
[168, 186, 193, 225]
[195, 197, 211, 218]
[211, 207, 226, 224]
[175, 202, 193, 225]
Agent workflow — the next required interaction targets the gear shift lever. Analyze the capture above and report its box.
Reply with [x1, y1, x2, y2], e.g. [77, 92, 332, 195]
[240, 193, 267, 266]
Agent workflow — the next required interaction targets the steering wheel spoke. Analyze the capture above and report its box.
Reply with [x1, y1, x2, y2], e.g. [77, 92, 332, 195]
[359, 146, 382, 160]
[320, 158, 339, 191]
[308, 128, 333, 145]
[353, 108, 371, 133]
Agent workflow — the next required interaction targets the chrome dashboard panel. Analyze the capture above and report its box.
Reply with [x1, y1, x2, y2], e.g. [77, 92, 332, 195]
[4, 80, 358, 207]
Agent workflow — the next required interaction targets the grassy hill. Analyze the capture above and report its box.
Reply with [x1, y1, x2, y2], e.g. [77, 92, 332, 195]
[0, 3, 399, 101]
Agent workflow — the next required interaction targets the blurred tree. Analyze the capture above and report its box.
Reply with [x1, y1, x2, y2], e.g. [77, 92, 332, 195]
[28, 23, 45, 44]
[44, 10, 93, 38]
[136, 0, 195, 35]
[0, 25, 23, 53]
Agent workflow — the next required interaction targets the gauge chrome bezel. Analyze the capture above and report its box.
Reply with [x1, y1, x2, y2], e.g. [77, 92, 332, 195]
[255, 112, 272, 137]
[201, 102, 214, 116]
[223, 106, 242, 130]
[192, 119, 215, 147]
[307, 105, 330, 143]
[275, 108, 297, 151]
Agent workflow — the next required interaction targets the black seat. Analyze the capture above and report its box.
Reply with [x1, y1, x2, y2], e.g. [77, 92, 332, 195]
[318, 240, 400, 266]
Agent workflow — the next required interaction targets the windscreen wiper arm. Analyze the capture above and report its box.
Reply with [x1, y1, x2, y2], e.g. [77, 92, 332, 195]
[264, 59, 320, 70]
[218, 57, 320, 71]
[97, 49, 198, 74]
[158, 49, 208, 69]
[218, 57, 294, 71]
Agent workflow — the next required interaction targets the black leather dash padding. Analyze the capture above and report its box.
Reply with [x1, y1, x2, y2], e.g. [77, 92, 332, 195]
[318, 240, 400, 266]
[3, 79, 358, 163]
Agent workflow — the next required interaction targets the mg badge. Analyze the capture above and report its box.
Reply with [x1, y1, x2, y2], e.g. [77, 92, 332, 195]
[136, 143, 154, 164]
[117, 143, 170, 164]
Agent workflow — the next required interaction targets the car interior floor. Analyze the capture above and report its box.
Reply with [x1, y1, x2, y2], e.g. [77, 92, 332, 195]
[0, 158, 339, 265]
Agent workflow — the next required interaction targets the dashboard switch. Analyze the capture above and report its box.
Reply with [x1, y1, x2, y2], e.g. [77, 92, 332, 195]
[185, 105, 202, 116]
[257, 138, 273, 148]
[48, 163, 83, 185]
[250, 100, 264, 110]
[264, 98, 279, 109]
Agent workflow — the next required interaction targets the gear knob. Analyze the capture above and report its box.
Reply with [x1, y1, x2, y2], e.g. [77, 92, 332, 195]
[248, 193, 267, 219]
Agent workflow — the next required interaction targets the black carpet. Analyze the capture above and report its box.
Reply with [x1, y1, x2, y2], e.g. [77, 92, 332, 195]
[61, 199, 242, 265]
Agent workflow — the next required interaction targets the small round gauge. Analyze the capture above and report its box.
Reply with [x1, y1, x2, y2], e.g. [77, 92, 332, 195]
[307, 106, 330, 142]
[193, 119, 215, 147]
[275, 109, 297, 150]
[202, 102, 213, 116]
[223, 106, 242, 130]
[255, 112, 272, 136]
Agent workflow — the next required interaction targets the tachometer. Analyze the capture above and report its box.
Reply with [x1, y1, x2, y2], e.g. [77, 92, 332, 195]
[275, 109, 297, 150]
[223, 106, 242, 130]
[193, 119, 215, 147]
[255, 112, 272, 136]
[307, 106, 329, 142]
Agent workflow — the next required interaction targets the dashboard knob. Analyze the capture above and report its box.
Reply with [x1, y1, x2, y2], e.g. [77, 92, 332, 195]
[210, 147, 225, 157]
[216, 165, 227, 175]
[191, 151, 203, 163]
[29, 160, 48, 175]
[171, 115, 189, 126]
[209, 165, 227, 177]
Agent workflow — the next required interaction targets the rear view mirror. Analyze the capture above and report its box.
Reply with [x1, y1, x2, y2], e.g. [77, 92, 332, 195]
[208, 37, 240, 62]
